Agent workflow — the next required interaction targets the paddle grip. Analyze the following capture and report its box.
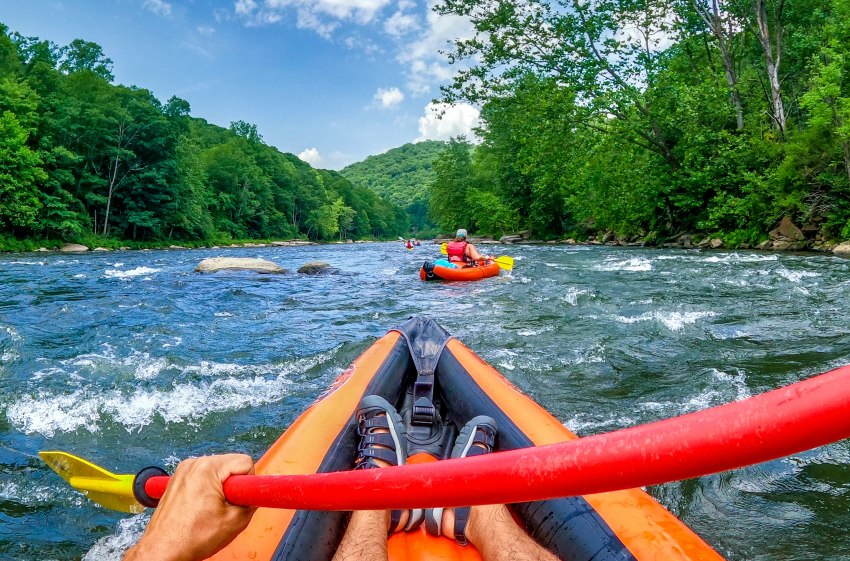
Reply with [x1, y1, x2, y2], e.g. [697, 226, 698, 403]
[134, 466, 169, 508]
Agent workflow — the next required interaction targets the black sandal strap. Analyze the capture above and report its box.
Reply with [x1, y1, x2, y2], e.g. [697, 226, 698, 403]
[454, 506, 471, 546]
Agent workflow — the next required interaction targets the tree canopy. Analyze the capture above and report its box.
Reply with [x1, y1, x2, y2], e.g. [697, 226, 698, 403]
[425, 0, 850, 244]
[0, 23, 407, 248]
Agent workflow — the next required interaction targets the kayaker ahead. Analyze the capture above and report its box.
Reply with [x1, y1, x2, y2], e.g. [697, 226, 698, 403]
[447, 228, 492, 263]
[122, 397, 558, 561]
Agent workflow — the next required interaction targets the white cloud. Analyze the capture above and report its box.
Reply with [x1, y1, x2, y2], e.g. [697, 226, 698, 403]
[384, 10, 419, 37]
[298, 147, 323, 166]
[374, 86, 405, 108]
[235, 0, 393, 34]
[397, 4, 474, 94]
[196, 25, 216, 36]
[416, 102, 479, 142]
[144, 0, 172, 17]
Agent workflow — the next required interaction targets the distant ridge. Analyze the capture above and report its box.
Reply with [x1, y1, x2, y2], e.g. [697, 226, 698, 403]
[340, 141, 446, 208]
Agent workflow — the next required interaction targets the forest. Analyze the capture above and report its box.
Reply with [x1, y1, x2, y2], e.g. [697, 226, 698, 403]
[427, 0, 850, 245]
[0, 23, 408, 251]
[340, 140, 446, 236]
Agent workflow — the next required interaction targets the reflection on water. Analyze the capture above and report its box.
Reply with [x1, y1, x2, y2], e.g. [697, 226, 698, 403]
[1, 243, 849, 560]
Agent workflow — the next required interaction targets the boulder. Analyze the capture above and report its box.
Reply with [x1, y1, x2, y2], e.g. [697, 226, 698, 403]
[769, 216, 805, 241]
[169, 245, 187, 249]
[61, 243, 88, 252]
[499, 234, 523, 244]
[93, 247, 111, 252]
[36, 247, 49, 252]
[297, 261, 331, 274]
[195, 257, 285, 274]
[564, 239, 577, 244]
[757, 240, 773, 250]
[602, 231, 616, 243]
[772, 240, 791, 251]
[832, 241, 850, 257]
[710, 238, 723, 249]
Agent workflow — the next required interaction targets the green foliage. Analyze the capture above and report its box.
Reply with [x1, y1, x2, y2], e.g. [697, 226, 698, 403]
[340, 141, 446, 232]
[0, 24, 407, 249]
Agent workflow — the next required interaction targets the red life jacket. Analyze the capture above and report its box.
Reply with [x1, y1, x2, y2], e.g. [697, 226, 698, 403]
[446, 240, 467, 262]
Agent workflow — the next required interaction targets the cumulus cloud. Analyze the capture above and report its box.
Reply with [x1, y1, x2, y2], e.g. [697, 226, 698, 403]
[298, 147, 323, 166]
[374, 87, 405, 109]
[384, 10, 419, 37]
[144, 0, 172, 17]
[397, 4, 474, 94]
[416, 102, 480, 142]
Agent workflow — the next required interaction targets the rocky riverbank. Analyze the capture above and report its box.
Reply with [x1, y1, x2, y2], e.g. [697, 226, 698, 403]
[436, 217, 850, 258]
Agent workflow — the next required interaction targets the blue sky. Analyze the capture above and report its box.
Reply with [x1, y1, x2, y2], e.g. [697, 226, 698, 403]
[0, 0, 481, 169]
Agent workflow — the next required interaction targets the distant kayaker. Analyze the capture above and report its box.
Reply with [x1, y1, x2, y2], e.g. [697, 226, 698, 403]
[447, 229, 491, 263]
[122, 398, 558, 561]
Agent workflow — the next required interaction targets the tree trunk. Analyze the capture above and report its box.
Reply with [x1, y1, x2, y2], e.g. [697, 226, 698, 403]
[692, 0, 744, 129]
[752, 0, 786, 132]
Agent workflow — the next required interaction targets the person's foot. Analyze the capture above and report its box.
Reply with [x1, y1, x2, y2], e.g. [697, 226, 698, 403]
[425, 416, 497, 545]
[354, 395, 420, 532]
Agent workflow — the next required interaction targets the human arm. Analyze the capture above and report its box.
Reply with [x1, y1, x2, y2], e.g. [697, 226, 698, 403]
[465, 243, 491, 262]
[123, 454, 257, 561]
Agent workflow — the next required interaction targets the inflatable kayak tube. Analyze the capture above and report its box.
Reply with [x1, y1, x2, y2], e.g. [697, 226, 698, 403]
[420, 260, 500, 281]
[210, 317, 723, 561]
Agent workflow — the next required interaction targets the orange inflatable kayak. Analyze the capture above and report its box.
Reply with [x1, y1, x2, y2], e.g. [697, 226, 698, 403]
[209, 317, 724, 561]
[419, 260, 500, 281]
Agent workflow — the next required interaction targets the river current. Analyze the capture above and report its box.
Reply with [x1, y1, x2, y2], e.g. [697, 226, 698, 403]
[1, 242, 848, 560]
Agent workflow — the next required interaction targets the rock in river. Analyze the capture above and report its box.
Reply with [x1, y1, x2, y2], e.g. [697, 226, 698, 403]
[61, 243, 89, 252]
[298, 261, 331, 274]
[195, 257, 285, 274]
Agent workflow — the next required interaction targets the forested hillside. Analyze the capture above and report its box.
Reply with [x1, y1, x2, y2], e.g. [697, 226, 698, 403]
[0, 23, 407, 250]
[340, 141, 446, 234]
[428, 0, 850, 246]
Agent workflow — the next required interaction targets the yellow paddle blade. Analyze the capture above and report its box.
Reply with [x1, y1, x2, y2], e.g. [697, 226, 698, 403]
[494, 256, 514, 271]
[39, 451, 143, 514]
[440, 242, 448, 255]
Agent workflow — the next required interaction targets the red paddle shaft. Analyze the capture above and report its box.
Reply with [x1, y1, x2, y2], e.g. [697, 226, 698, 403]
[145, 364, 850, 510]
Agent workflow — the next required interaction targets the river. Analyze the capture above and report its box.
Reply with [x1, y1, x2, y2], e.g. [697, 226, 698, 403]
[1, 242, 848, 560]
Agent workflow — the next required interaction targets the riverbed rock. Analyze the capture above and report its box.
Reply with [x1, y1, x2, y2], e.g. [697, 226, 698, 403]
[772, 240, 791, 251]
[770, 216, 805, 241]
[61, 243, 88, 252]
[832, 241, 850, 257]
[36, 247, 49, 252]
[93, 247, 111, 252]
[298, 261, 331, 274]
[499, 234, 523, 244]
[195, 257, 285, 274]
[709, 238, 723, 249]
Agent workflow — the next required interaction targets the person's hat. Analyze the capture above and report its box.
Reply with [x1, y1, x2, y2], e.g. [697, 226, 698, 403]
[456, 228, 468, 238]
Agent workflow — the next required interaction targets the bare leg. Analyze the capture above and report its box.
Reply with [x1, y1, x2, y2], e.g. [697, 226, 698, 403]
[332, 510, 389, 561]
[440, 505, 559, 561]
[332, 400, 409, 561]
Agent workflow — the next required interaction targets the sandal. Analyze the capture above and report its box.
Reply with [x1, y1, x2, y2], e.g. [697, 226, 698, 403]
[354, 395, 423, 532]
[424, 415, 498, 545]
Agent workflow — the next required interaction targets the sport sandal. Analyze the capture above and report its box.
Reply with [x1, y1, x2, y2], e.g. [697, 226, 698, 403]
[424, 415, 498, 545]
[354, 395, 423, 532]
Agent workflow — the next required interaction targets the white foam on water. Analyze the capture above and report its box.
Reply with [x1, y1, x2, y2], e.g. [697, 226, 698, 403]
[594, 257, 652, 272]
[776, 268, 820, 284]
[5, 260, 45, 266]
[214, 311, 233, 317]
[564, 414, 639, 435]
[0, 480, 64, 505]
[710, 368, 752, 401]
[703, 253, 779, 263]
[73, 273, 86, 278]
[614, 310, 716, 331]
[112, 262, 125, 267]
[562, 287, 591, 306]
[83, 514, 149, 561]
[103, 266, 161, 279]
[7, 352, 334, 436]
